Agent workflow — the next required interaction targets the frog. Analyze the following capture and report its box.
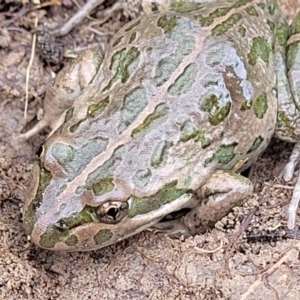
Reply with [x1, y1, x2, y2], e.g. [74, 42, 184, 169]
[22, 0, 300, 251]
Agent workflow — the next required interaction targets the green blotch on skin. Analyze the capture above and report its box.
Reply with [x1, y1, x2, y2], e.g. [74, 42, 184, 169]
[86, 177, 114, 196]
[103, 47, 140, 91]
[268, 0, 278, 15]
[129, 32, 137, 44]
[132, 103, 169, 139]
[168, 63, 197, 96]
[39, 225, 78, 249]
[290, 11, 300, 35]
[247, 136, 264, 153]
[157, 15, 178, 33]
[64, 107, 74, 123]
[252, 93, 268, 119]
[201, 93, 231, 125]
[267, 19, 275, 33]
[54, 107, 75, 134]
[58, 206, 95, 230]
[205, 143, 238, 167]
[94, 229, 113, 246]
[278, 110, 290, 127]
[179, 121, 211, 148]
[275, 23, 288, 47]
[277, 110, 297, 138]
[23, 165, 52, 235]
[170, 1, 203, 13]
[113, 36, 123, 47]
[69, 119, 86, 133]
[257, 2, 265, 9]
[195, 0, 251, 27]
[232, 0, 253, 8]
[87, 96, 110, 119]
[85, 146, 123, 189]
[70, 97, 109, 133]
[195, 7, 230, 27]
[247, 36, 271, 66]
[245, 6, 259, 17]
[92, 51, 104, 73]
[238, 25, 246, 37]
[118, 88, 147, 133]
[125, 20, 141, 32]
[132, 168, 152, 188]
[65, 235, 78, 246]
[151, 141, 173, 168]
[212, 13, 242, 36]
[128, 181, 189, 217]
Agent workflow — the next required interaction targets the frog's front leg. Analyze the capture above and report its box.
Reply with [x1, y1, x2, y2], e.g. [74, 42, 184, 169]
[19, 50, 102, 141]
[152, 170, 253, 237]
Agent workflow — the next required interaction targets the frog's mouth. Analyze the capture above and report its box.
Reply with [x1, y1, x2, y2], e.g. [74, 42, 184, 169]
[29, 191, 195, 251]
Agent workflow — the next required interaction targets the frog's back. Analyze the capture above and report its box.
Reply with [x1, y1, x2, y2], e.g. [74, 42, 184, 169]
[54, 1, 277, 192]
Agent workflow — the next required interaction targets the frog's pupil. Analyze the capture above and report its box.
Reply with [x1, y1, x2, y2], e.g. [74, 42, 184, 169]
[107, 207, 118, 220]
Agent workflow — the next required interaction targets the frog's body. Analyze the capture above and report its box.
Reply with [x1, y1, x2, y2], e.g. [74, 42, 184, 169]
[23, 0, 300, 251]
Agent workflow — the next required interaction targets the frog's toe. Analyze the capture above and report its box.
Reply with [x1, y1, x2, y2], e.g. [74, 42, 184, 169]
[283, 143, 300, 181]
[288, 204, 297, 229]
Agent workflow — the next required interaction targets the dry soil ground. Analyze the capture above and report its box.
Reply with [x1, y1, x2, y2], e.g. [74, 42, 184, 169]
[0, 0, 300, 299]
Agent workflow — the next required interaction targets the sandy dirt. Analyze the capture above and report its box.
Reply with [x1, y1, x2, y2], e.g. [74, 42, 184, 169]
[1, 0, 300, 299]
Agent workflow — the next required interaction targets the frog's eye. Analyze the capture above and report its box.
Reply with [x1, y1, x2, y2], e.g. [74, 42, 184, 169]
[96, 201, 128, 224]
[35, 144, 45, 159]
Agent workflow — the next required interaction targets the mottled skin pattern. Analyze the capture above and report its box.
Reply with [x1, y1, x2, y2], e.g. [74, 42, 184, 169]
[23, 0, 300, 251]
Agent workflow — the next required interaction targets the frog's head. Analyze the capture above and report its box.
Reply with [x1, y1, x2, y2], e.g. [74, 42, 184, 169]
[23, 138, 193, 251]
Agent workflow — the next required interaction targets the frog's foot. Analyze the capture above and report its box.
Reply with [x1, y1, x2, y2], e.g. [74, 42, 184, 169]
[283, 142, 300, 229]
[151, 170, 253, 237]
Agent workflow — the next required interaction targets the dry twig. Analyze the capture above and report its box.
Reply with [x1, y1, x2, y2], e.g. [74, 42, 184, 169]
[24, 17, 38, 120]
